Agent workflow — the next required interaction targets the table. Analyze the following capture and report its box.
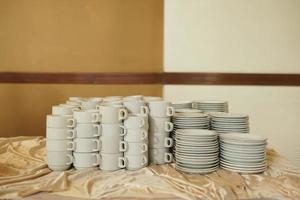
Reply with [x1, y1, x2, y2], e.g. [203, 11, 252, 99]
[0, 137, 299, 199]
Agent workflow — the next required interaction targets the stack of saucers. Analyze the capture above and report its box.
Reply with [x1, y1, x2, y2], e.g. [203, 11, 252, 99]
[172, 111, 210, 130]
[174, 129, 219, 173]
[193, 100, 228, 113]
[171, 110, 209, 157]
[219, 133, 267, 173]
[172, 101, 193, 110]
[210, 112, 249, 133]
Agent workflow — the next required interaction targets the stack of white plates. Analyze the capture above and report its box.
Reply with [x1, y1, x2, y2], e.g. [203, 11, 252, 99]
[210, 112, 249, 133]
[172, 112, 210, 130]
[219, 133, 267, 173]
[172, 101, 193, 110]
[174, 129, 219, 173]
[193, 100, 228, 113]
[171, 111, 210, 156]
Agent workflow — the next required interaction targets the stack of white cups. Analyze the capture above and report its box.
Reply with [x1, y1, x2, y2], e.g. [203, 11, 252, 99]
[97, 105, 128, 171]
[72, 109, 101, 169]
[46, 106, 76, 170]
[148, 101, 174, 164]
[122, 95, 149, 170]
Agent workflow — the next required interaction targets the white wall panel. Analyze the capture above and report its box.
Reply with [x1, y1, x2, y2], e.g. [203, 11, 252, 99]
[164, 0, 300, 73]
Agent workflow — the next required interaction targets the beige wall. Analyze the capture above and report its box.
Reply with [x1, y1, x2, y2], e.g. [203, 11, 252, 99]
[164, 0, 300, 73]
[164, 0, 300, 165]
[0, 0, 163, 137]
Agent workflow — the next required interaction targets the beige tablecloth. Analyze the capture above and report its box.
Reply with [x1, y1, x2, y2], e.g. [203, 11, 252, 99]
[0, 136, 299, 199]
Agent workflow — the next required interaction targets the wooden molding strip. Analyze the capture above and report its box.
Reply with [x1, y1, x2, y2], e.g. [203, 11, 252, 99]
[0, 72, 162, 84]
[0, 72, 300, 86]
[162, 72, 300, 86]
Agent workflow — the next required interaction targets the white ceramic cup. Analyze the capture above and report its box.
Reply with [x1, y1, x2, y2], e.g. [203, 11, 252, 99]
[81, 101, 99, 110]
[73, 152, 100, 169]
[88, 97, 103, 103]
[59, 103, 81, 110]
[149, 134, 173, 148]
[124, 128, 148, 142]
[97, 105, 128, 123]
[148, 101, 174, 117]
[66, 100, 82, 106]
[123, 95, 143, 101]
[69, 97, 85, 101]
[99, 124, 126, 153]
[73, 138, 100, 153]
[47, 151, 73, 171]
[73, 110, 100, 123]
[46, 127, 75, 140]
[46, 139, 74, 151]
[124, 142, 148, 155]
[149, 117, 173, 133]
[124, 114, 149, 129]
[143, 96, 163, 102]
[104, 96, 123, 101]
[123, 100, 149, 114]
[149, 148, 173, 164]
[99, 153, 125, 171]
[101, 100, 123, 106]
[47, 115, 76, 128]
[75, 123, 100, 138]
[52, 105, 79, 115]
[124, 154, 148, 170]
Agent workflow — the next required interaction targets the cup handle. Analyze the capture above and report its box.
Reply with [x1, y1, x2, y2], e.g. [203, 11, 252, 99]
[165, 122, 174, 132]
[66, 154, 73, 165]
[119, 109, 128, 120]
[141, 129, 148, 140]
[98, 154, 102, 165]
[166, 106, 174, 117]
[67, 141, 75, 151]
[141, 143, 148, 153]
[98, 139, 102, 151]
[93, 124, 101, 137]
[141, 155, 148, 166]
[118, 157, 127, 168]
[72, 107, 80, 112]
[120, 125, 127, 136]
[165, 138, 173, 148]
[140, 106, 149, 115]
[140, 119, 145, 128]
[165, 153, 173, 163]
[98, 124, 103, 137]
[92, 113, 100, 123]
[93, 139, 100, 151]
[98, 113, 102, 122]
[93, 154, 100, 166]
[119, 141, 127, 152]
[67, 118, 76, 128]
[67, 129, 75, 139]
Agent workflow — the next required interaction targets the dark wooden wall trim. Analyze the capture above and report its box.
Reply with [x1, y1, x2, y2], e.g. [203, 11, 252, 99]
[0, 72, 300, 86]
[162, 72, 300, 86]
[0, 72, 162, 84]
